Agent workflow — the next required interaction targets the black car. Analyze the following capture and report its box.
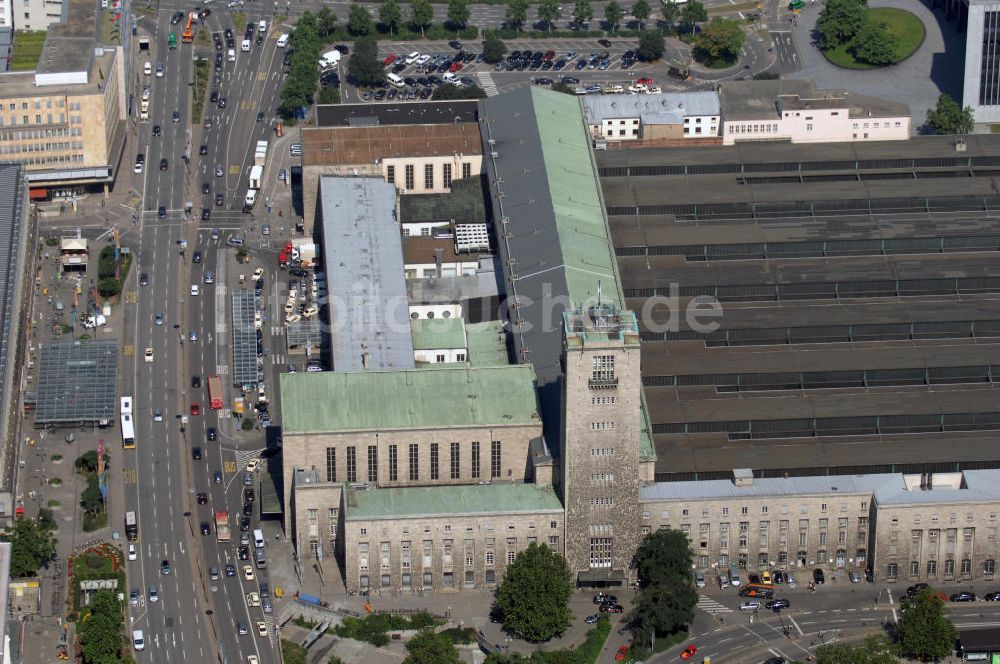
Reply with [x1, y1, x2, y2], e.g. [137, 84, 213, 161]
[906, 582, 930, 597]
[157, 206, 167, 219]
[192, 375, 201, 388]
[200, 144, 209, 155]
[196, 492, 208, 504]
[238, 545, 250, 560]
[812, 568, 825, 585]
[140, 273, 149, 286]
[244, 488, 255, 503]
[334, 44, 349, 54]
[593, 592, 617, 604]
[192, 251, 202, 264]
[215, 193, 224, 206]
[240, 516, 251, 531]
[200, 521, 211, 536]
[159, 158, 168, 171]
[202, 182, 210, 195]
[951, 591, 977, 602]
[533, 78, 553, 85]
[242, 502, 253, 516]
[161, 559, 172, 575]
[766, 598, 790, 611]
[192, 447, 202, 460]
[597, 38, 612, 47]
[561, 76, 580, 84]
[448, 40, 462, 50]
[256, 112, 265, 123]
[748, 573, 761, 585]
[599, 603, 624, 613]
[985, 592, 1000, 601]
[152, 124, 161, 137]
[170, 10, 184, 24]
[201, 208, 211, 221]
[218, 97, 226, 109]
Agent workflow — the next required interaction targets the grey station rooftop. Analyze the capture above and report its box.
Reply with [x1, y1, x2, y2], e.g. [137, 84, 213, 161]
[319, 177, 414, 371]
[596, 135, 1000, 482]
[33, 340, 119, 426]
[315, 100, 479, 127]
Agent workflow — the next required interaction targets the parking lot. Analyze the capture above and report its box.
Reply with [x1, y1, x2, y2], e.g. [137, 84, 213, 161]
[332, 37, 693, 102]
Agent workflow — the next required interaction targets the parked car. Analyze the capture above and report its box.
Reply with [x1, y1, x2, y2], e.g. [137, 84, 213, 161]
[694, 571, 706, 588]
[584, 614, 601, 624]
[739, 600, 762, 611]
[849, 570, 862, 583]
[951, 591, 977, 602]
[765, 598, 790, 611]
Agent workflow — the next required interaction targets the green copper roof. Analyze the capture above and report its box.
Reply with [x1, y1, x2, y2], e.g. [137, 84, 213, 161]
[280, 365, 540, 433]
[410, 317, 467, 351]
[532, 87, 623, 309]
[346, 482, 564, 519]
[465, 320, 510, 367]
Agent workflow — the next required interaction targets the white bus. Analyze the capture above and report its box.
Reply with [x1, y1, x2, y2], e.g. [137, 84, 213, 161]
[121, 414, 135, 449]
[120, 396, 133, 416]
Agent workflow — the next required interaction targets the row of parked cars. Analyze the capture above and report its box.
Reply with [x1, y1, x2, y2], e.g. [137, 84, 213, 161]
[388, 49, 482, 75]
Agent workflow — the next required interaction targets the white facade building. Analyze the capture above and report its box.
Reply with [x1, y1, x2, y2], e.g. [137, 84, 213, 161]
[720, 80, 911, 145]
[580, 91, 721, 141]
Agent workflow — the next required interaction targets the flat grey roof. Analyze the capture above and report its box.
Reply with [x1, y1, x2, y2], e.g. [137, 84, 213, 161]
[315, 100, 479, 127]
[718, 79, 909, 122]
[34, 340, 119, 426]
[231, 290, 260, 387]
[581, 91, 720, 125]
[0, 165, 26, 434]
[319, 177, 414, 371]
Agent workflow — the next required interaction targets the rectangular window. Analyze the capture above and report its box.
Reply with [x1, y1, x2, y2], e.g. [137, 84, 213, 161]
[386, 164, 395, 185]
[491, 441, 501, 478]
[389, 445, 398, 482]
[424, 163, 434, 189]
[590, 538, 612, 568]
[346, 446, 357, 483]
[462, 162, 472, 179]
[409, 443, 418, 481]
[405, 164, 415, 190]
[471, 442, 480, 479]
[443, 163, 452, 188]
[325, 447, 336, 483]
[450, 442, 460, 480]
[367, 445, 378, 483]
[430, 443, 439, 480]
[592, 355, 615, 382]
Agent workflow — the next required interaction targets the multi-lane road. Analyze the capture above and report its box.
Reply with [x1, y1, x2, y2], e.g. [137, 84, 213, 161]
[122, 6, 286, 662]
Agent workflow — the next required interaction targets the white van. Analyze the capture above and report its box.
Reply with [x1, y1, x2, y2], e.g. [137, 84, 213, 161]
[132, 629, 145, 651]
[386, 72, 404, 88]
[405, 51, 420, 65]
[244, 189, 257, 207]
[227, 48, 236, 62]
[143, 61, 152, 76]
[258, 19, 267, 33]
[253, 528, 265, 549]
[442, 72, 458, 85]
[276, 33, 289, 48]
[241, 38, 251, 52]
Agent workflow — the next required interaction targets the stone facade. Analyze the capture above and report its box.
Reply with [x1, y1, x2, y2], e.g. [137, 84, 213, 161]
[343, 507, 564, 593]
[561, 306, 644, 585]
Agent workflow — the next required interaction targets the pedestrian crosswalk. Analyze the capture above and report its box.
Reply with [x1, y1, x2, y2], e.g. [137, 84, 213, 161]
[478, 72, 499, 96]
[234, 448, 265, 471]
[697, 595, 733, 614]
[269, 354, 285, 365]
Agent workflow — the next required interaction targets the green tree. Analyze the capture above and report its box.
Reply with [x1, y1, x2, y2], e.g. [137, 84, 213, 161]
[926, 94, 975, 135]
[849, 20, 897, 65]
[551, 82, 578, 95]
[506, 0, 529, 30]
[75, 450, 100, 474]
[81, 476, 103, 515]
[318, 85, 341, 104]
[661, 0, 680, 29]
[637, 29, 665, 61]
[897, 589, 958, 662]
[495, 542, 573, 642]
[409, 0, 434, 35]
[693, 16, 745, 65]
[379, 0, 403, 35]
[79, 589, 123, 664]
[815, 0, 867, 50]
[432, 83, 488, 100]
[816, 636, 899, 664]
[632, 0, 652, 28]
[316, 6, 338, 37]
[347, 4, 375, 36]
[447, 0, 470, 28]
[572, 0, 594, 26]
[37, 507, 56, 532]
[604, 0, 625, 30]
[483, 32, 508, 63]
[679, 0, 708, 32]
[538, 0, 562, 30]
[403, 629, 463, 664]
[1, 516, 57, 577]
[630, 529, 699, 644]
[348, 35, 386, 86]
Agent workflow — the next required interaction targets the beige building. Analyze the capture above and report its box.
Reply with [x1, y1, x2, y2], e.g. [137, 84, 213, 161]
[0, 36, 126, 193]
[580, 92, 721, 143]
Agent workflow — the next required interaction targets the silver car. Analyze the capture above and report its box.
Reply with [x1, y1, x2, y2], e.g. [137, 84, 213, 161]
[215, 165, 224, 177]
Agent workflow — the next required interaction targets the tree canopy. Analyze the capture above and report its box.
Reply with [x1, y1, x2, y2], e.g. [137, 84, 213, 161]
[495, 542, 573, 642]
[693, 17, 745, 65]
[816, 636, 899, 664]
[638, 30, 666, 61]
[483, 32, 508, 63]
[403, 629, 463, 664]
[316, 6, 338, 37]
[897, 589, 958, 662]
[630, 529, 699, 644]
[926, 94, 975, 134]
[661, 0, 681, 29]
[432, 83, 488, 100]
[379, 0, 403, 34]
[347, 4, 375, 36]
[506, 0, 529, 30]
[679, 0, 708, 32]
[633, 0, 652, 27]
[78, 589, 123, 664]
[447, 0, 470, 28]
[816, 0, 868, 50]
[849, 19, 897, 65]
[409, 0, 434, 34]
[572, 0, 594, 26]
[538, 0, 562, 30]
[604, 0, 625, 30]
[348, 36, 387, 86]
[2, 515, 57, 577]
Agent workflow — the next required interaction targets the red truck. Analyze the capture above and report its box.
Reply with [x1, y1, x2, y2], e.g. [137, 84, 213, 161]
[208, 375, 223, 410]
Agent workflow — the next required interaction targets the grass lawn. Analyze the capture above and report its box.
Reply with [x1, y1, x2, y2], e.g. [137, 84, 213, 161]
[11, 31, 46, 71]
[824, 7, 924, 69]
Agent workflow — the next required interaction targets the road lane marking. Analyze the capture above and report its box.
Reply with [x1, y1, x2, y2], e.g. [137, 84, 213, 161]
[789, 614, 803, 636]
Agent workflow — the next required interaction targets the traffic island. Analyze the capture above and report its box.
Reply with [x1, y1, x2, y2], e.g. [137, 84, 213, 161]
[820, 6, 925, 69]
